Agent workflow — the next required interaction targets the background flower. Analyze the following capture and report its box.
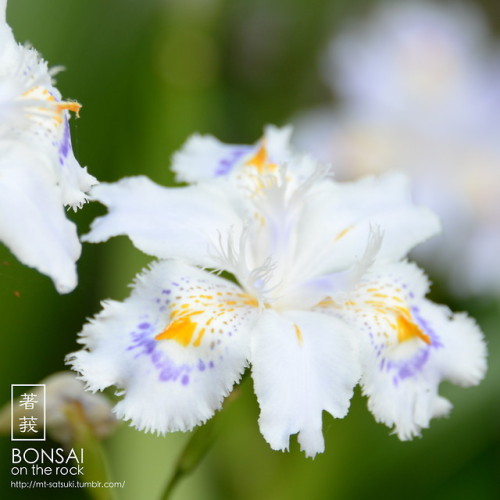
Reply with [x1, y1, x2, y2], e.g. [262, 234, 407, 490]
[293, 0, 500, 297]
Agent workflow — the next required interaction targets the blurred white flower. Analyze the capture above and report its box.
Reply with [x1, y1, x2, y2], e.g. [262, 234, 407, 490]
[1, 371, 116, 447]
[0, 0, 97, 293]
[68, 127, 485, 456]
[43, 372, 117, 446]
[294, 1, 500, 296]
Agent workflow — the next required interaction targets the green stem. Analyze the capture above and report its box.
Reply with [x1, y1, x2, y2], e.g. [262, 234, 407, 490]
[159, 380, 245, 500]
[64, 402, 115, 500]
[161, 470, 182, 500]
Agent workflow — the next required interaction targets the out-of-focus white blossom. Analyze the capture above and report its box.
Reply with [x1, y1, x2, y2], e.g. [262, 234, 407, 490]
[294, 1, 500, 296]
[1, 371, 116, 447]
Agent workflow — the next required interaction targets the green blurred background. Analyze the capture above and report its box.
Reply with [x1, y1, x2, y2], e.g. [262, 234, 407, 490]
[1, 0, 498, 498]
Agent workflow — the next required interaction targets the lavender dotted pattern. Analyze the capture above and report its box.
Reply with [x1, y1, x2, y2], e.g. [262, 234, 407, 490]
[126, 273, 254, 387]
[214, 147, 251, 176]
[366, 279, 444, 387]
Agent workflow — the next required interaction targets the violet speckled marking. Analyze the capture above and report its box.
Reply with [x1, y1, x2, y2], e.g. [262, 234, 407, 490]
[128, 326, 192, 384]
[386, 305, 443, 385]
[411, 305, 444, 349]
[214, 147, 251, 176]
[123, 272, 253, 388]
[124, 284, 221, 385]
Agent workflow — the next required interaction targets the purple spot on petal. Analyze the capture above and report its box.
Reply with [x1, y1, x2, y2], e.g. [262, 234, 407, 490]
[143, 340, 155, 354]
[181, 374, 190, 385]
[138, 322, 151, 329]
[58, 116, 72, 162]
[214, 147, 252, 176]
[386, 303, 444, 385]
[128, 327, 191, 383]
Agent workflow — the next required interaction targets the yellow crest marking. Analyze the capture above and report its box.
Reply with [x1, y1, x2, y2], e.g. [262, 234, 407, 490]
[294, 324, 303, 344]
[154, 291, 258, 348]
[155, 316, 198, 346]
[396, 313, 431, 345]
[21, 86, 82, 124]
[245, 142, 278, 174]
[57, 101, 81, 117]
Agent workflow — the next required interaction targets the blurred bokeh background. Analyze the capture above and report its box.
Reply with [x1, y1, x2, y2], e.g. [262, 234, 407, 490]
[1, 0, 498, 498]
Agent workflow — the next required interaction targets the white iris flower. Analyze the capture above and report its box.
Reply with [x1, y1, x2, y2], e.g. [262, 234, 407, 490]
[68, 127, 486, 457]
[0, 0, 97, 293]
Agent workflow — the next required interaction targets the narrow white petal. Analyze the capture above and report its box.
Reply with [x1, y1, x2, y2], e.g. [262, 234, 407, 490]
[68, 261, 257, 433]
[250, 309, 360, 457]
[83, 176, 244, 267]
[337, 261, 487, 440]
[0, 144, 79, 293]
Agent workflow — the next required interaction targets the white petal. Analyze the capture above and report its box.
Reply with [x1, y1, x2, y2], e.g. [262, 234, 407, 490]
[338, 261, 487, 440]
[0, 4, 17, 67]
[172, 134, 252, 183]
[262, 125, 294, 164]
[15, 87, 96, 209]
[41, 371, 117, 445]
[68, 261, 257, 433]
[172, 126, 294, 184]
[0, 8, 96, 210]
[52, 113, 97, 209]
[340, 173, 441, 262]
[250, 309, 360, 457]
[0, 143, 80, 293]
[83, 176, 244, 267]
[294, 172, 440, 277]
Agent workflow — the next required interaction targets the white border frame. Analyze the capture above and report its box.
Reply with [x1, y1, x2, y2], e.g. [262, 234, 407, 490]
[11, 384, 46, 442]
